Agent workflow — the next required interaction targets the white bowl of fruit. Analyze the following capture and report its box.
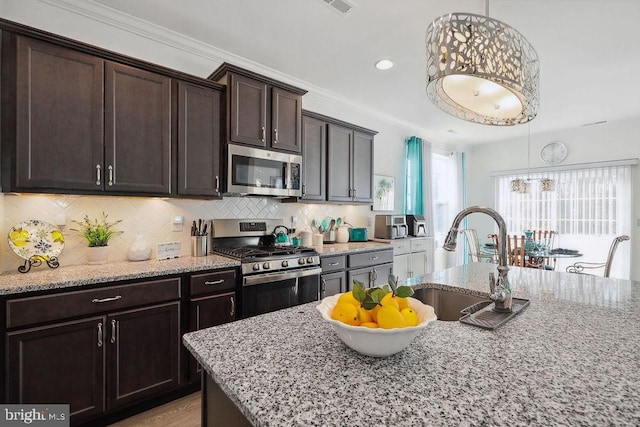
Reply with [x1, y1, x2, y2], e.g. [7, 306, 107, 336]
[316, 277, 437, 357]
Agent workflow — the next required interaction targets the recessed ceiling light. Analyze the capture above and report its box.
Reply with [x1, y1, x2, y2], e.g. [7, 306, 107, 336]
[375, 59, 394, 70]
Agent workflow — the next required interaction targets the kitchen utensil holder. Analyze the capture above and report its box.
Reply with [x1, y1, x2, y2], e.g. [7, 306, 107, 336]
[191, 236, 208, 257]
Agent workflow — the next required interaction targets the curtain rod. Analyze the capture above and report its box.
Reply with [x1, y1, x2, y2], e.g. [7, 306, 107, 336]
[489, 158, 639, 177]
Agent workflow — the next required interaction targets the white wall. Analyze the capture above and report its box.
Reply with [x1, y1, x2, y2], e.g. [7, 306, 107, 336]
[466, 117, 640, 281]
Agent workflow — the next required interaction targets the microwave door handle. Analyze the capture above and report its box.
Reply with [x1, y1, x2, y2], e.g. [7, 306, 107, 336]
[285, 162, 291, 189]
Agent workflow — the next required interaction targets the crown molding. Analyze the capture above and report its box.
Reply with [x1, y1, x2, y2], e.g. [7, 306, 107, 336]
[38, 0, 430, 135]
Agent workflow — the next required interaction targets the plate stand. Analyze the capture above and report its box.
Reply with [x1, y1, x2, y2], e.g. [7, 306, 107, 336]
[18, 256, 60, 274]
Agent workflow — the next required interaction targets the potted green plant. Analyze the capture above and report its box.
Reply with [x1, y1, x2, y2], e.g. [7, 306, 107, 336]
[71, 212, 122, 264]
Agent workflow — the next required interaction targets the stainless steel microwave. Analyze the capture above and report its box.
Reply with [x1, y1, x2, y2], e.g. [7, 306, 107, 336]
[226, 144, 302, 197]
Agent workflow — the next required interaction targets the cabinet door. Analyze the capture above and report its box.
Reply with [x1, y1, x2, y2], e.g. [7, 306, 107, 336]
[106, 302, 180, 409]
[301, 114, 326, 201]
[394, 254, 410, 285]
[15, 36, 104, 191]
[271, 87, 301, 153]
[105, 62, 171, 194]
[410, 252, 427, 278]
[189, 292, 236, 380]
[352, 131, 374, 203]
[348, 267, 373, 290]
[321, 271, 346, 298]
[229, 73, 268, 147]
[372, 263, 394, 287]
[327, 123, 353, 202]
[178, 81, 222, 197]
[6, 317, 105, 424]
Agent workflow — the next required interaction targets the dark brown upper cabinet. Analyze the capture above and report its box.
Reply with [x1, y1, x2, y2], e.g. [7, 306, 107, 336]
[177, 81, 224, 197]
[301, 110, 376, 205]
[209, 63, 306, 153]
[2, 35, 171, 195]
[300, 112, 326, 201]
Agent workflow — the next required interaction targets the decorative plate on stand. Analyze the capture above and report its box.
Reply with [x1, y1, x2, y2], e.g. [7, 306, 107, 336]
[8, 220, 64, 273]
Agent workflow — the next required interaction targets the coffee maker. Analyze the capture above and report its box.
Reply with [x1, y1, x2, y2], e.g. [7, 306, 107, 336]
[405, 214, 427, 237]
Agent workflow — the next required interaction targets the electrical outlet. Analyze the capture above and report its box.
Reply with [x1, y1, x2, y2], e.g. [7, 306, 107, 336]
[367, 217, 372, 226]
[291, 216, 298, 225]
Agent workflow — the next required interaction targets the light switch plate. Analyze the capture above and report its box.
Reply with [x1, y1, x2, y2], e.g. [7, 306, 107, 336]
[156, 242, 182, 260]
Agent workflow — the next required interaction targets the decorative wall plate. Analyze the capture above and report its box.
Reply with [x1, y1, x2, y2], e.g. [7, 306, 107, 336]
[540, 141, 567, 164]
[8, 220, 65, 261]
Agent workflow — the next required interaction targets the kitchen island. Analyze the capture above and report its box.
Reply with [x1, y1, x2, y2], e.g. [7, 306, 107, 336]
[183, 263, 640, 426]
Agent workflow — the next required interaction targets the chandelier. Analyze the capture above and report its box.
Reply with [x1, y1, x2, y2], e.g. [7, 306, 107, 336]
[511, 125, 554, 193]
[425, 9, 539, 125]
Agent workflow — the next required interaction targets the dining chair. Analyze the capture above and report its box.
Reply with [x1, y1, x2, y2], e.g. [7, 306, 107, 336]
[566, 235, 630, 278]
[506, 234, 526, 267]
[527, 230, 557, 270]
[460, 229, 495, 263]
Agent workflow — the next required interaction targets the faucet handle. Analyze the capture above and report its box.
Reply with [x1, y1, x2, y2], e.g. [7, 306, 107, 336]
[489, 272, 496, 294]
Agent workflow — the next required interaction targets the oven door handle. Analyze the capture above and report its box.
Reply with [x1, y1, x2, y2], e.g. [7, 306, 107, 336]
[243, 267, 322, 287]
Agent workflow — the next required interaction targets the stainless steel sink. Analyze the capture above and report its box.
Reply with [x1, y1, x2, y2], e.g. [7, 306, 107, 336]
[412, 288, 488, 321]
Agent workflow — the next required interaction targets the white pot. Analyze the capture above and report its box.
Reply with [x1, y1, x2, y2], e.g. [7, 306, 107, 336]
[87, 246, 109, 265]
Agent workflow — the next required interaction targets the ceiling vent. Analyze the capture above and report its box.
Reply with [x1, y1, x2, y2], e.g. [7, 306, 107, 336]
[320, 0, 355, 15]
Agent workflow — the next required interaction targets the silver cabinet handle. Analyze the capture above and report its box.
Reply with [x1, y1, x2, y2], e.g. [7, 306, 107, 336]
[96, 164, 101, 186]
[97, 322, 103, 347]
[328, 262, 339, 266]
[302, 183, 306, 196]
[110, 319, 117, 344]
[215, 176, 220, 194]
[321, 278, 326, 297]
[108, 165, 114, 186]
[370, 256, 379, 260]
[353, 188, 357, 199]
[92, 295, 122, 303]
[274, 128, 278, 144]
[205, 279, 224, 285]
[261, 126, 266, 142]
[230, 295, 235, 317]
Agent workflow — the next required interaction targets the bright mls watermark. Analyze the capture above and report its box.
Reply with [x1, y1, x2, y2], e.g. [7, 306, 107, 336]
[0, 405, 69, 426]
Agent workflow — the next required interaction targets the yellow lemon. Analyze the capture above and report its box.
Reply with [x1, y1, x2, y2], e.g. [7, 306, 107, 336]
[401, 308, 419, 326]
[360, 322, 379, 329]
[370, 305, 381, 322]
[380, 293, 399, 311]
[357, 306, 373, 323]
[337, 291, 360, 308]
[331, 302, 360, 326]
[395, 296, 411, 311]
[377, 306, 406, 329]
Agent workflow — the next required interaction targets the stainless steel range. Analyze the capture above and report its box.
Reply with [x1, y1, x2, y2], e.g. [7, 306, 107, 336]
[211, 219, 321, 318]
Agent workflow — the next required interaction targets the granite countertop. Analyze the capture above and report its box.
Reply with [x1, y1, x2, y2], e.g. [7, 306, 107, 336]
[312, 240, 390, 256]
[0, 254, 240, 295]
[183, 263, 640, 426]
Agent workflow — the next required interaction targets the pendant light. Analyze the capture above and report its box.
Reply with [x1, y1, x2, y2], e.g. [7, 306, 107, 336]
[511, 124, 554, 193]
[425, 1, 539, 125]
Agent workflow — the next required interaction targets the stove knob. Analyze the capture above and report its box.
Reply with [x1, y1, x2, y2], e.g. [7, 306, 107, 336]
[253, 263, 261, 271]
[306, 257, 315, 264]
[281, 260, 289, 268]
[299, 258, 306, 265]
[263, 262, 270, 270]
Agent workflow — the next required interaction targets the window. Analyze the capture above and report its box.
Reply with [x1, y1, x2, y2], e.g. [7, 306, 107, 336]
[495, 163, 632, 278]
[432, 151, 464, 265]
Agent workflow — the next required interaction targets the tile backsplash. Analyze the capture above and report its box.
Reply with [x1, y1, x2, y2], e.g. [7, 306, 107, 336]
[1, 193, 374, 273]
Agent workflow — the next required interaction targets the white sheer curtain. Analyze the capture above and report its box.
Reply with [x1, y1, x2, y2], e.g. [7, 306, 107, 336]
[495, 163, 633, 278]
[432, 150, 465, 268]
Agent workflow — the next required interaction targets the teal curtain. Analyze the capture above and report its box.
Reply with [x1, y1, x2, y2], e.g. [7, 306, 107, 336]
[404, 136, 423, 215]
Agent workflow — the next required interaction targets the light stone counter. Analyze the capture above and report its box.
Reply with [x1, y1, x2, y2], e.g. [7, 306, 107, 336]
[312, 240, 391, 256]
[183, 263, 640, 426]
[0, 255, 239, 295]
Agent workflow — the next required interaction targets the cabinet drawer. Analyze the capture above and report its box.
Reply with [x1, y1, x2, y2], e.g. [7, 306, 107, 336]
[393, 240, 411, 255]
[348, 249, 393, 269]
[7, 277, 181, 329]
[320, 255, 346, 273]
[190, 270, 236, 297]
[410, 238, 431, 253]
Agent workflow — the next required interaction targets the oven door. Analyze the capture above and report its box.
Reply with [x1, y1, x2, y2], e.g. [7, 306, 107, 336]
[227, 144, 302, 197]
[241, 266, 321, 318]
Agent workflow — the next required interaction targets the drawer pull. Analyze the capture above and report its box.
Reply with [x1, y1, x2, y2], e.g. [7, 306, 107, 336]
[97, 322, 103, 347]
[96, 164, 101, 186]
[110, 319, 117, 344]
[230, 296, 235, 317]
[108, 165, 114, 186]
[205, 280, 224, 285]
[261, 126, 266, 142]
[328, 262, 340, 266]
[369, 256, 379, 260]
[92, 295, 122, 303]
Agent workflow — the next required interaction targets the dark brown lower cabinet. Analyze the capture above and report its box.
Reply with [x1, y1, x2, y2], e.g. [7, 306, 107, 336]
[6, 302, 180, 425]
[6, 317, 105, 424]
[189, 291, 236, 381]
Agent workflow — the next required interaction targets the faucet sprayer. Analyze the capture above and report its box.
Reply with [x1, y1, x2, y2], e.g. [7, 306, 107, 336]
[443, 206, 512, 313]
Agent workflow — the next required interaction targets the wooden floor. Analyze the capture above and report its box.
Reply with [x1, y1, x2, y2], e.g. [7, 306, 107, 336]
[109, 393, 201, 427]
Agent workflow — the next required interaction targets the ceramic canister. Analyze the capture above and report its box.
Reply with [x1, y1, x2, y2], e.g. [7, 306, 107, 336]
[300, 230, 313, 247]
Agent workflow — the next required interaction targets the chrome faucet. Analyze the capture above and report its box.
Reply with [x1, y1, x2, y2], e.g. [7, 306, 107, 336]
[443, 206, 512, 313]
